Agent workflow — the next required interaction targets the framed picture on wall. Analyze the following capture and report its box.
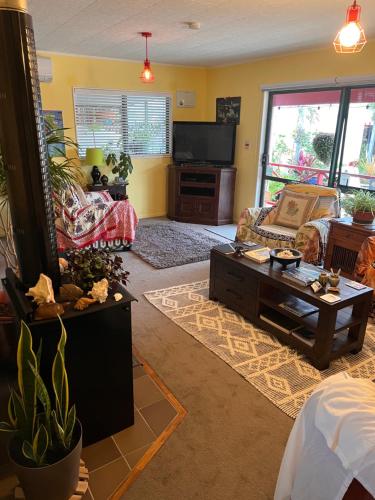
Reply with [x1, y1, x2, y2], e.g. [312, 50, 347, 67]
[42, 110, 65, 156]
[216, 97, 241, 125]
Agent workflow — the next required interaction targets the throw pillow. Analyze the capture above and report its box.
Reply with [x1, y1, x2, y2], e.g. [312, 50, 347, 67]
[273, 191, 318, 229]
[284, 189, 339, 220]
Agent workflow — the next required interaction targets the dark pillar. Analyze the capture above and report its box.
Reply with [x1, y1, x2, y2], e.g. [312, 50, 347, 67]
[0, 0, 60, 289]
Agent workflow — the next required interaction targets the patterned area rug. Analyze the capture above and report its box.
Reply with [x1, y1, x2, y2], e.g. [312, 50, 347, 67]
[132, 220, 223, 269]
[144, 280, 375, 418]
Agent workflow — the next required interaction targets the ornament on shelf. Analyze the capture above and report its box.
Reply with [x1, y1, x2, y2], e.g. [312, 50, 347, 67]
[59, 284, 84, 302]
[113, 293, 123, 302]
[74, 297, 97, 311]
[26, 273, 55, 305]
[88, 278, 109, 303]
[34, 302, 64, 320]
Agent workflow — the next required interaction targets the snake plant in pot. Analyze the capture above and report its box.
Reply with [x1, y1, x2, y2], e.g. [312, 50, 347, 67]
[0, 319, 82, 500]
[342, 190, 375, 224]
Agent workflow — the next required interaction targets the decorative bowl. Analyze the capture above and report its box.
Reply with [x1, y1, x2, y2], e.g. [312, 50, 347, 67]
[269, 248, 302, 269]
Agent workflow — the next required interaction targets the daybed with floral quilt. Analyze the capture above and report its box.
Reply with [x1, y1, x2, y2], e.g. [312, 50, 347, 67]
[54, 184, 138, 252]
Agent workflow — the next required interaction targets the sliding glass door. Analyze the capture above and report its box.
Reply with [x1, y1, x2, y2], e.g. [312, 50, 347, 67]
[260, 85, 375, 204]
[337, 87, 375, 190]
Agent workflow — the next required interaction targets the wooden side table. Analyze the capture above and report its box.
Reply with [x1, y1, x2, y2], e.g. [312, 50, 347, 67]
[324, 218, 375, 278]
[87, 182, 128, 201]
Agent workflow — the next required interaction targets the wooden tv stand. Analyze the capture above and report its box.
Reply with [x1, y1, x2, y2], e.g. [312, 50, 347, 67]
[167, 164, 236, 225]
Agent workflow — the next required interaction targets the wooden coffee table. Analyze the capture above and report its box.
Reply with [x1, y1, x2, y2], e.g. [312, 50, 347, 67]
[209, 245, 373, 370]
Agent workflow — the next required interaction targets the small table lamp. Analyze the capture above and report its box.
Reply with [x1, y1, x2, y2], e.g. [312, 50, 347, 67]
[85, 147, 104, 166]
[85, 148, 104, 185]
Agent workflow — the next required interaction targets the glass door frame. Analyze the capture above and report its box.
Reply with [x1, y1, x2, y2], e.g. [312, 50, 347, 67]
[259, 84, 375, 205]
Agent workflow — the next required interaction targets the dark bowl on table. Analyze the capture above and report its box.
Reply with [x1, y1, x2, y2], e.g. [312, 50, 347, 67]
[270, 248, 302, 269]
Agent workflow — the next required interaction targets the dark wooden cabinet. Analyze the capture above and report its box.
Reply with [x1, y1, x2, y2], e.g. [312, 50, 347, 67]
[88, 182, 128, 200]
[324, 218, 375, 278]
[167, 165, 236, 225]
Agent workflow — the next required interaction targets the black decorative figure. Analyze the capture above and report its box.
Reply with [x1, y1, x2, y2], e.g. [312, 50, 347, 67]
[91, 165, 101, 185]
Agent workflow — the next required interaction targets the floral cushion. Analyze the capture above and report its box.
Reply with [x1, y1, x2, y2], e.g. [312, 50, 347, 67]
[273, 191, 318, 229]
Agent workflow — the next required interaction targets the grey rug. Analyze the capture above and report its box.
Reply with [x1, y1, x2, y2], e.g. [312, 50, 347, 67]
[132, 221, 223, 269]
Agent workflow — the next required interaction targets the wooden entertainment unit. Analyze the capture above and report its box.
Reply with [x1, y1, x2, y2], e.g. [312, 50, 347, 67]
[167, 164, 236, 225]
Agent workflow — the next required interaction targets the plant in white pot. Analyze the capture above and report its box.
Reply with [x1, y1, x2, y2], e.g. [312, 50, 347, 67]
[342, 190, 375, 224]
[0, 319, 82, 500]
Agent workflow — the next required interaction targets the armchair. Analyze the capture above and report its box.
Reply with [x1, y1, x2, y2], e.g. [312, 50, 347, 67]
[54, 184, 138, 252]
[236, 184, 340, 264]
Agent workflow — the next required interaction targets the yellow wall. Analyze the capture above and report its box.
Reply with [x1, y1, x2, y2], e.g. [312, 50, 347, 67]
[207, 40, 375, 220]
[40, 53, 208, 218]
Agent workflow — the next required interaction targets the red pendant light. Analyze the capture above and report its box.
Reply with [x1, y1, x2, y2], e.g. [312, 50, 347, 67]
[140, 32, 154, 83]
[333, 1, 367, 53]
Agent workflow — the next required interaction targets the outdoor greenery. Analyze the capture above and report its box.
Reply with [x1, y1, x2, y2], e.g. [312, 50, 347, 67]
[0, 320, 77, 466]
[105, 151, 134, 181]
[312, 133, 335, 166]
[342, 190, 375, 215]
[65, 247, 129, 291]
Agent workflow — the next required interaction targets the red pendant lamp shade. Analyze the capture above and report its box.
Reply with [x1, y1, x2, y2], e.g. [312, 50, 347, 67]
[333, 1, 367, 53]
[140, 32, 154, 83]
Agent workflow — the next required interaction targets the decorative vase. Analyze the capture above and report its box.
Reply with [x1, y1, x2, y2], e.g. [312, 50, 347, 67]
[91, 166, 101, 185]
[9, 422, 82, 500]
[318, 271, 329, 288]
[328, 273, 340, 288]
[352, 211, 374, 224]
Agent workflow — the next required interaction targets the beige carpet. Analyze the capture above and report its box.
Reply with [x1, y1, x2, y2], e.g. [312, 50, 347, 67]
[145, 279, 375, 418]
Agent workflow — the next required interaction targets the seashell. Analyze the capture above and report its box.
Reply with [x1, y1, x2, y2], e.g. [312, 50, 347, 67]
[88, 278, 109, 304]
[59, 284, 84, 302]
[26, 274, 55, 305]
[34, 302, 64, 320]
[113, 293, 123, 302]
[74, 297, 97, 311]
[58, 257, 69, 272]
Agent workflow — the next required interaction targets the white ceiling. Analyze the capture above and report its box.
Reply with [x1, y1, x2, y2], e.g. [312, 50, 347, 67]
[28, 0, 375, 67]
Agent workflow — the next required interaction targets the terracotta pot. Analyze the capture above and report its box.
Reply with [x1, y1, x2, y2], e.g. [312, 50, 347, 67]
[353, 211, 374, 224]
[9, 421, 82, 500]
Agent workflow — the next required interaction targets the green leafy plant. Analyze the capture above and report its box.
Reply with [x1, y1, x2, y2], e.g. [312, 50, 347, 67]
[0, 320, 77, 466]
[65, 247, 129, 291]
[342, 190, 375, 215]
[312, 133, 335, 166]
[106, 152, 134, 181]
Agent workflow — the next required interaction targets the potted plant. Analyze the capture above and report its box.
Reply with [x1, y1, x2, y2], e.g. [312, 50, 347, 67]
[312, 133, 335, 166]
[0, 320, 82, 500]
[105, 151, 134, 184]
[65, 247, 129, 291]
[342, 190, 375, 224]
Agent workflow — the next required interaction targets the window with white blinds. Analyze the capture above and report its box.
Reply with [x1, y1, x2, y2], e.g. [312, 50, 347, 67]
[73, 89, 172, 157]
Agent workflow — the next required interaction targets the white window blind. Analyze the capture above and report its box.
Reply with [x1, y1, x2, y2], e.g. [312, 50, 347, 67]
[74, 89, 172, 157]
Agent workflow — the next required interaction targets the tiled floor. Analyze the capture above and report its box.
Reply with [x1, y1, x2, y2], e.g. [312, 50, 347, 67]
[0, 354, 186, 500]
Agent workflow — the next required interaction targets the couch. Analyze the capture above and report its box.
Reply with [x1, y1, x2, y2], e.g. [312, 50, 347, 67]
[54, 184, 138, 252]
[236, 184, 340, 264]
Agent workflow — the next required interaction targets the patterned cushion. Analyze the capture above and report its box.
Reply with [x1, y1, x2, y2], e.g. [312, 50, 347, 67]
[273, 191, 318, 229]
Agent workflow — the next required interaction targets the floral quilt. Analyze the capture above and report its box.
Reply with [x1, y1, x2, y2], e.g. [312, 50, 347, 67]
[54, 188, 138, 252]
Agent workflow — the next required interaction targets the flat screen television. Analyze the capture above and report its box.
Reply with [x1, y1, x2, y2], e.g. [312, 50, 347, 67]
[173, 121, 236, 166]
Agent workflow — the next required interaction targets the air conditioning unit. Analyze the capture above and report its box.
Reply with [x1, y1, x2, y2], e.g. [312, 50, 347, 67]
[37, 56, 53, 83]
[176, 91, 196, 108]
